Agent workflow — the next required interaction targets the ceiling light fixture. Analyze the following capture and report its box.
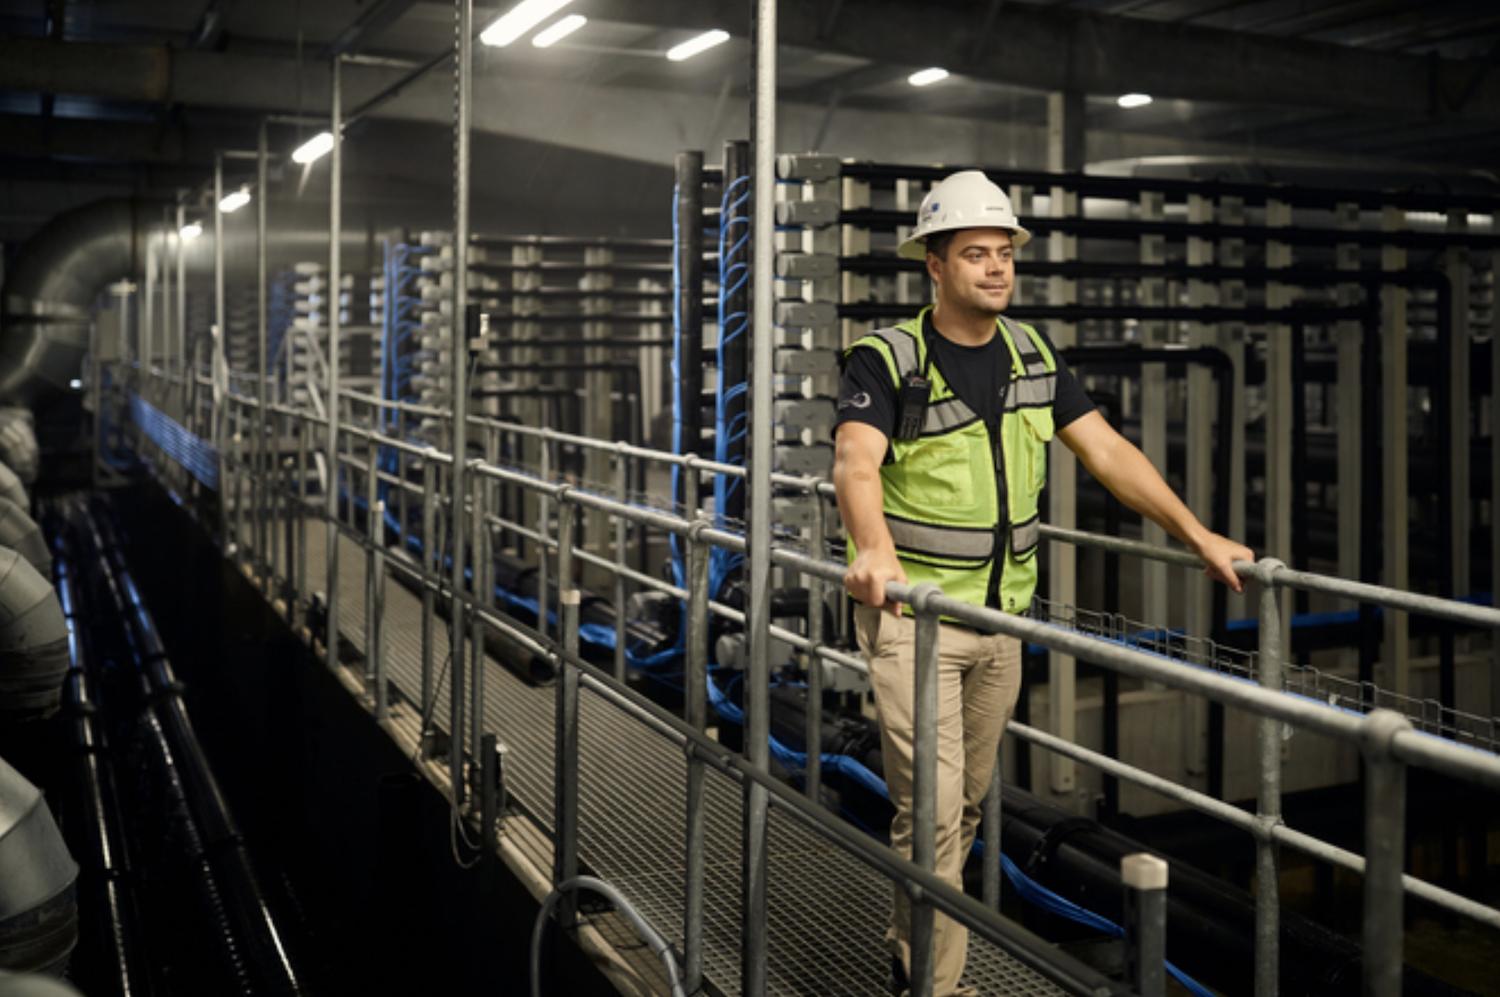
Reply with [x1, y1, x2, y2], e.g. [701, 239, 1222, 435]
[908, 67, 949, 87]
[292, 131, 335, 164]
[218, 187, 251, 213]
[667, 29, 730, 62]
[1117, 92, 1153, 108]
[179, 222, 203, 241]
[532, 13, 586, 48]
[481, 0, 575, 47]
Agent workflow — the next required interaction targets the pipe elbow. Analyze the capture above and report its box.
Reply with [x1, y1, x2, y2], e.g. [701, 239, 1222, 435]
[0, 549, 69, 721]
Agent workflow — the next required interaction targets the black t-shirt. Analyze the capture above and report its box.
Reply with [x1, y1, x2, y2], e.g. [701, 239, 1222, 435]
[835, 313, 1095, 440]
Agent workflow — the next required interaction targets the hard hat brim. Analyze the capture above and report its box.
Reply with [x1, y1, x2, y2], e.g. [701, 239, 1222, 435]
[897, 223, 1031, 260]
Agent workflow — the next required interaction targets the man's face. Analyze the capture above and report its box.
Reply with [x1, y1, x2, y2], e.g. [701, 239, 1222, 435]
[927, 228, 1015, 316]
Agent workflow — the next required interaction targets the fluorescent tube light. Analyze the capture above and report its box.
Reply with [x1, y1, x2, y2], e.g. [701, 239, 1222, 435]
[179, 222, 203, 240]
[292, 131, 335, 164]
[481, 0, 575, 47]
[908, 67, 949, 87]
[218, 188, 251, 213]
[667, 29, 729, 62]
[1117, 92, 1153, 108]
[532, 13, 586, 48]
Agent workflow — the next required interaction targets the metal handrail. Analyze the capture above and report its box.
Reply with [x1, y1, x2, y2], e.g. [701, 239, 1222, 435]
[130, 379, 1500, 997]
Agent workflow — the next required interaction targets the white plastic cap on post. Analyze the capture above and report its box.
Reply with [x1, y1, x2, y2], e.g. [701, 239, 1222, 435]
[1121, 853, 1170, 890]
[897, 170, 1032, 260]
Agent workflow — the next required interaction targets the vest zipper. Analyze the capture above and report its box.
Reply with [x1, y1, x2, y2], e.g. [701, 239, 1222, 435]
[986, 382, 1010, 610]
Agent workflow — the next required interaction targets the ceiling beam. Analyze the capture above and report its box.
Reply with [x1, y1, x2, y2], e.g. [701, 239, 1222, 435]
[587, 0, 1500, 124]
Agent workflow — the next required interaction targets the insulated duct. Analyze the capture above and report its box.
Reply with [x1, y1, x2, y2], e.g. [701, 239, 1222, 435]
[0, 199, 145, 410]
[0, 411, 37, 487]
[0, 466, 26, 515]
[0, 756, 79, 977]
[0, 499, 52, 582]
[0, 548, 69, 720]
[0, 973, 85, 997]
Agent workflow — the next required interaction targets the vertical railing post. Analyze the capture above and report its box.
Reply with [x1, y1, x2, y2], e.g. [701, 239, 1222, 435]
[613, 446, 629, 681]
[554, 490, 581, 929]
[1122, 854, 1169, 997]
[295, 416, 308, 612]
[420, 450, 439, 729]
[365, 433, 380, 695]
[908, 582, 944, 997]
[1254, 557, 1287, 997]
[448, 455, 467, 808]
[983, 747, 1003, 910]
[1362, 709, 1411, 997]
[372, 499, 388, 721]
[682, 517, 711, 997]
[804, 481, 826, 803]
[396, 407, 410, 554]
[536, 429, 552, 642]
[470, 461, 488, 768]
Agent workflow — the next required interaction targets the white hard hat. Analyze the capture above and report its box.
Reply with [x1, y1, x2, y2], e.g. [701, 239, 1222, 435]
[897, 170, 1031, 260]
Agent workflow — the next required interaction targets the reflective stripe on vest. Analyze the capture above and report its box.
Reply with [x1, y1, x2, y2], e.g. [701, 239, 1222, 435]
[845, 309, 1058, 612]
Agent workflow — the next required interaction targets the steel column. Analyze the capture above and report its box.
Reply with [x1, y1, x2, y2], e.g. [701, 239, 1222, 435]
[449, 0, 472, 795]
[325, 56, 344, 673]
[742, 4, 778, 994]
[257, 119, 270, 590]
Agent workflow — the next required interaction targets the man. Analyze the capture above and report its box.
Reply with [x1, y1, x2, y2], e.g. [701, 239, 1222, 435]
[833, 170, 1252, 997]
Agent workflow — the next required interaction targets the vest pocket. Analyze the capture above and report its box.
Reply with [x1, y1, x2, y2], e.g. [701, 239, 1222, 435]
[1018, 408, 1054, 496]
[893, 436, 974, 508]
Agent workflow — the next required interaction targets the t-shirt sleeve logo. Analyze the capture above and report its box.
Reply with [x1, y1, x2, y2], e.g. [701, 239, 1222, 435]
[840, 391, 872, 410]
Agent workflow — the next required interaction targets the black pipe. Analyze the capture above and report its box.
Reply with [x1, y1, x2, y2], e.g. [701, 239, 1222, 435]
[49, 542, 156, 997]
[834, 161, 1500, 216]
[66, 499, 326, 997]
[999, 784, 1475, 997]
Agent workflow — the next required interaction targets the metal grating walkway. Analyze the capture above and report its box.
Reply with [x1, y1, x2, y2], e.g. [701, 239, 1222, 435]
[298, 519, 1069, 997]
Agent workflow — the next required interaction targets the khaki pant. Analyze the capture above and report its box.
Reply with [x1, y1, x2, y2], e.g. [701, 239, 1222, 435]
[855, 605, 1023, 997]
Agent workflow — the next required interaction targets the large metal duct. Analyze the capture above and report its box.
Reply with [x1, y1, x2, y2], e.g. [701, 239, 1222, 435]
[0, 412, 37, 488]
[0, 499, 51, 583]
[0, 466, 26, 515]
[0, 973, 85, 997]
[0, 756, 79, 977]
[0, 199, 146, 410]
[0, 548, 69, 721]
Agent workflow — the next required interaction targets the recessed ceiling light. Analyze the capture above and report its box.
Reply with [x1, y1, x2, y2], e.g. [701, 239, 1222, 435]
[908, 67, 949, 87]
[1117, 92, 1153, 108]
[480, 0, 576, 48]
[667, 29, 730, 62]
[532, 13, 586, 48]
[292, 132, 335, 164]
